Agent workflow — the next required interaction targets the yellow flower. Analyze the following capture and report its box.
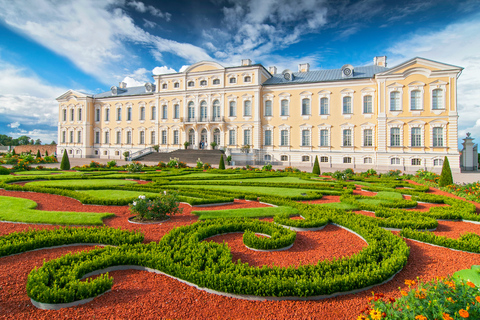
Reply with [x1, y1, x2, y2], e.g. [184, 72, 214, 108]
[356, 316, 367, 320]
[369, 309, 382, 320]
[458, 309, 469, 318]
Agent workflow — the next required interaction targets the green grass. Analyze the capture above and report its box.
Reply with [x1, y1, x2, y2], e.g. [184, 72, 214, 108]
[13, 170, 65, 175]
[77, 190, 160, 200]
[167, 184, 320, 197]
[25, 179, 138, 188]
[176, 172, 240, 178]
[375, 191, 404, 199]
[192, 176, 329, 184]
[0, 196, 113, 225]
[193, 206, 298, 220]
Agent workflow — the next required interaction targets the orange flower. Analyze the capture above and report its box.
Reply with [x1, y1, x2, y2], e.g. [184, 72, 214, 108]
[458, 309, 469, 318]
[401, 290, 408, 296]
[466, 281, 475, 288]
[447, 297, 456, 303]
[405, 280, 416, 287]
[443, 313, 454, 320]
[415, 315, 427, 320]
[476, 296, 480, 303]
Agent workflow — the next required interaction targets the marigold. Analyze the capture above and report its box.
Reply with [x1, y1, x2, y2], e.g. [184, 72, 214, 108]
[447, 297, 456, 303]
[369, 309, 382, 320]
[466, 281, 475, 288]
[476, 296, 480, 303]
[401, 290, 408, 296]
[415, 315, 427, 320]
[442, 313, 454, 320]
[458, 309, 469, 318]
[405, 279, 416, 287]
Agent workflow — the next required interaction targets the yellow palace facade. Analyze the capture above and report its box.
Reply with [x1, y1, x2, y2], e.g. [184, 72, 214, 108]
[57, 56, 462, 172]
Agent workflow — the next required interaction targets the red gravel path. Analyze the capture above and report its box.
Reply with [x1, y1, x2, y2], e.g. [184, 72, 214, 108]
[0, 186, 480, 319]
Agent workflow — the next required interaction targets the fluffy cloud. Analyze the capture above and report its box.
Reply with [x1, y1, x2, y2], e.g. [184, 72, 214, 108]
[0, 0, 210, 84]
[386, 15, 480, 143]
[127, 1, 171, 20]
[152, 66, 177, 75]
[7, 122, 20, 128]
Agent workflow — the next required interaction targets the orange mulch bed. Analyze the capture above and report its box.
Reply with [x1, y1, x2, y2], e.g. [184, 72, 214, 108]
[0, 184, 479, 319]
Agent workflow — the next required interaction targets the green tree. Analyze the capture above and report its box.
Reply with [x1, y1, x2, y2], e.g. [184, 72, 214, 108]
[36, 150, 41, 159]
[45, 150, 49, 156]
[50, 141, 57, 145]
[219, 154, 225, 169]
[34, 139, 42, 145]
[312, 155, 320, 175]
[438, 156, 453, 187]
[17, 135, 31, 145]
[60, 150, 70, 170]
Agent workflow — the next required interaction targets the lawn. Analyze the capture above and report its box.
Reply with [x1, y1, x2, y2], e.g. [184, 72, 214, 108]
[193, 205, 298, 220]
[317, 202, 358, 210]
[25, 179, 138, 188]
[188, 176, 331, 184]
[167, 184, 321, 197]
[0, 196, 113, 225]
[13, 170, 66, 175]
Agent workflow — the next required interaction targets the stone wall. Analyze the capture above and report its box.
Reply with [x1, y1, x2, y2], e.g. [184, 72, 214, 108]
[13, 145, 58, 156]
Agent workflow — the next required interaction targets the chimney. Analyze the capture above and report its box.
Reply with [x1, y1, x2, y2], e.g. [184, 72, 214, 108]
[269, 66, 277, 75]
[241, 59, 252, 66]
[119, 81, 127, 89]
[374, 56, 387, 67]
[298, 63, 310, 72]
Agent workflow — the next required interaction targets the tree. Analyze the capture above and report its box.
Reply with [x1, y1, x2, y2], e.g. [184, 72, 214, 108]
[12, 148, 16, 155]
[36, 150, 41, 159]
[34, 139, 42, 145]
[50, 141, 57, 145]
[219, 154, 225, 170]
[17, 135, 31, 145]
[312, 155, 320, 175]
[438, 156, 453, 187]
[60, 150, 70, 170]
[45, 150, 49, 156]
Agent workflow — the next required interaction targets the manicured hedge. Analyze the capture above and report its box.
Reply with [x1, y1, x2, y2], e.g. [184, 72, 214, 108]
[400, 228, 480, 253]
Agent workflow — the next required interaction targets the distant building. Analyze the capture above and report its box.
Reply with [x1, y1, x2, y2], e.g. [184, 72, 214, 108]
[57, 56, 462, 172]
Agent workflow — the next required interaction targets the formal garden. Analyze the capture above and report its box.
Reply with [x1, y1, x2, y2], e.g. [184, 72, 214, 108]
[0, 153, 479, 319]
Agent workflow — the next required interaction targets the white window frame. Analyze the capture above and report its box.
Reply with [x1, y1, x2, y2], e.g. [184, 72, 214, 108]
[387, 83, 404, 112]
[429, 80, 447, 112]
[317, 124, 331, 147]
[318, 90, 331, 117]
[408, 122, 425, 148]
[341, 89, 354, 116]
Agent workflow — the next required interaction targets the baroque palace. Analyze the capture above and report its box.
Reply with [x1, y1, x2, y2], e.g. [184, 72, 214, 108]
[57, 56, 462, 172]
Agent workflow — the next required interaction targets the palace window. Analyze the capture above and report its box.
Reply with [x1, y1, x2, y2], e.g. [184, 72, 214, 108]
[264, 154, 271, 161]
[363, 95, 373, 113]
[411, 127, 422, 147]
[117, 107, 121, 121]
[433, 127, 443, 147]
[173, 130, 179, 145]
[188, 101, 195, 119]
[343, 157, 352, 164]
[343, 96, 352, 114]
[244, 100, 252, 117]
[229, 130, 235, 145]
[229, 77, 236, 84]
[320, 130, 329, 146]
[364, 157, 372, 164]
[264, 130, 272, 146]
[162, 105, 168, 119]
[63, 109, 67, 121]
[200, 80, 207, 86]
[127, 107, 132, 121]
[281, 155, 288, 161]
[77, 131, 82, 143]
[244, 76, 251, 82]
[243, 129, 251, 145]
[213, 100, 220, 119]
[200, 101, 208, 120]
[70, 131, 74, 143]
[104, 131, 109, 144]
[320, 156, 328, 163]
[161, 130, 167, 145]
[188, 81, 194, 87]
[320, 97, 329, 115]
[151, 131, 155, 145]
[70, 109, 74, 121]
[390, 91, 401, 111]
[61, 131, 66, 143]
[162, 83, 167, 89]
[410, 90, 422, 110]
[174, 82, 180, 88]
[78, 108, 82, 121]
[229, 101, 236, 117]
[432, 89, 444, 109]
[434, 159, 444, 166]
[105, 108, 110, 122]
[140, 107, 145, 120]
[151, 106, 156, 120]
[301, 130, 310, 146]
[264, 100, 272, 116]
[95, 109, 100, 122]
[139, 131, 145, 144]
[116, 131, 121, 144]
[391, 157, 400, 165]
[280, 130, 289, 146]
[302, 155, 310, 162]
[95, 132, 100, 144]
[363, 129, 373, 147]
[174, 104, 180, 119]
[302, 98, 311, 115]
[126, 131, 132, 144]
[411, 158, 421, 166]
[343, 129, 352, 147]
[390, 128, 401, 146]
[213, 79, 220, 85]
[281, 99, 289, 116]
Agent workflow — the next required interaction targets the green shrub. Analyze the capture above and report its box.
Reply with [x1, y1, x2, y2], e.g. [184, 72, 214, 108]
[36, 150, 41, 159]
[60, 150, 70, 170]
[262, 163, 272, 171]
[126, 162, 143, 173]
[45, 150, 48, 156]
[0, 166, 10, 175]
[203, 163, 211, 170]
[438, 156, 453, 187]
[129, 191, 182, 220]
[123, 151, 130, 161]
[196, 159, 203, 169]
[106, 160, 117, 168]
[312, 155, 320, 175]
[219, 155, 225, 170]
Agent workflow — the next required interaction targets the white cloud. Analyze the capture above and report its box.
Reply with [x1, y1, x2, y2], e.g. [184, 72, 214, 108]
[127, 1, 171, 21]
[386, 15, 480, 145]
[143, 19, 157, 28]
[8, 128, 57, 144]
[0, 0, 209, 84]
[152, 66, 177, 75]
[179, 65, 189, 73]
[121, 76, 144, 87]
[7, 122, 20, 128]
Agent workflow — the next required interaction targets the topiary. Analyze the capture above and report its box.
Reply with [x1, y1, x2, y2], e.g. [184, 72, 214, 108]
[0, 166, 10, 175]
[312, 155, 320, 175]
[60, 150, 70, 170]
[438, 156, 453, 187]
[12, 149, 16, 155]
[36, 150, 41, 159]
[219, 155, 225, 170]
[45, 150, 48, 156]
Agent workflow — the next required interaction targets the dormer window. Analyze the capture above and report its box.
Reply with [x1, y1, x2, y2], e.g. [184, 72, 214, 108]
[145, 82, 153, 92]
[244, 76, 251, 82]
[282, 69, 294, 81]
[162, 83, 167, 89]
[111, 86, 117, 95]
[341, 64, 354, 78]
[213, 79, 220, 85]
[188, 81, 194, 87]
[229, 77, 236, 84]
[200, 80, 207, 86]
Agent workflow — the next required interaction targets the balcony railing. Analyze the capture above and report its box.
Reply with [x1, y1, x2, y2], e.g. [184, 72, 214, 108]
[182, 116, 225, 123]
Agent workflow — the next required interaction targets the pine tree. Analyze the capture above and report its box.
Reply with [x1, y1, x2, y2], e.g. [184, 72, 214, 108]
[45, 150, 49, 156]
[60, 150, 70, 170]
[12, 149, 16, 155]
[36, 150, 41, 159]
[312, 155, 320, 175]
[219, 154, 225, 170]
[438, 156, 453, 187]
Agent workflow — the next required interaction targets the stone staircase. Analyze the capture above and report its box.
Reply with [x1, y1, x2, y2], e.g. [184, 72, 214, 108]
[135, 149, 224, 165]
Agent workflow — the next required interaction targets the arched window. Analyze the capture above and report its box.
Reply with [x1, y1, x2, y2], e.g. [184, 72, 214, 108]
[151, 106, 156, 120]
[63, 109, 67, 121]
[140, 107, 145, 120]
[364, 157, 372, 164]
[302, 98, 310, 115]
[200, 101, 208, 121]
[280, 99, 289, 116]
[264, 100, 272, 116]
[127, 107, 132, 121]
[363, 95, 373, 113]
[150, 131, 155, 144]
[302, 155, 310, 162]
[434, 159, 444, 166]
[301, 130, 310, 146]
[188, 129, 195, 146]
[70, 109, 75, 121]
[105, 108, 110, 121]
[117, 107, 122, 121]
[244, 100, 251, 116]
[200, 80, 207, 86]
[410, 90, 421, 110]
[188, 81, 194, 87]
[432, 89, 443, 109]
[162, 83, 167, 89]
[229, 77, 236, 84]
[264, 129, 272, 146]
[343, 129, 352, 146]
[390, 91, 401, 111]
[229, 101, 236, 117]
[213, 100, 220, 119]
[391, 157, 400, 165]
[188, 101, 195, 120]
[78, 108, 82, 121]
[264, 154, 271, 161]
[343, 157, 352, 163]
[363, 129, 373, 147]
[280, 155, 288, 161]
[342, 96, 352, 114]
[213, 79, 220, 85]
[411, 158, 421, 166]
[244, 76, 251, 82]
[173, 104, 180, 119]
[320, 97, 329, 115]
[174, 82, 180, 88]
[213, 128, 220, 145]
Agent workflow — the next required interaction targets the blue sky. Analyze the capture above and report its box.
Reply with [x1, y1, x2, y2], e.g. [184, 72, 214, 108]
[0, 0, 479, 145]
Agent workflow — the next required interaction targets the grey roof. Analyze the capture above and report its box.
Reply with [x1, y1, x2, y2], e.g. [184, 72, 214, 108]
[263, 65, 389, 85]
[93, 85, 154, 99]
